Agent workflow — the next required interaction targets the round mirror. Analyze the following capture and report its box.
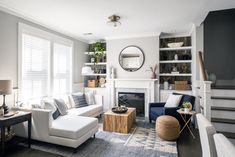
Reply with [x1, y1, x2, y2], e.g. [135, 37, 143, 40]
[119, 46, 145, 72]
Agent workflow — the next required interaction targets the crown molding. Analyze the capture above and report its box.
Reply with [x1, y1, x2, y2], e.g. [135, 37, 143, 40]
[105, 32, 160, 40]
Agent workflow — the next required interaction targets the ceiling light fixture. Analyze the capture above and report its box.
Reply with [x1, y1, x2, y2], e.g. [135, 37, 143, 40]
[107, 15, 121, 27]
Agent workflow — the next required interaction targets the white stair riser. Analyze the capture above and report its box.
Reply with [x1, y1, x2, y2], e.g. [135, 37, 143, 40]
[212, 99, 235, 108]
[212, 110, 235, 120]
[211, 89, 235, 97]
[213, 122, 235, 133]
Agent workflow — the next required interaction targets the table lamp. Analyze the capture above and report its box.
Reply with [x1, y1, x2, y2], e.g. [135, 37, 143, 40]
[0, 80, 13, 114]
[81, 66, 93, 75]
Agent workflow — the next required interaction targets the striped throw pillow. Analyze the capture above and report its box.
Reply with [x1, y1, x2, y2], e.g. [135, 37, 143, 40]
[72, 94, 88, 108]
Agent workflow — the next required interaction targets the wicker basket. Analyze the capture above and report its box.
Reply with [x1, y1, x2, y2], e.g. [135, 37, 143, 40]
[87, 80, 97, 88]
[175, 81, 188, 90]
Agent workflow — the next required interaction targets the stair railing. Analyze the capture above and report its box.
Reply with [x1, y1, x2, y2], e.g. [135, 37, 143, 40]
[200, 81, 212, 121]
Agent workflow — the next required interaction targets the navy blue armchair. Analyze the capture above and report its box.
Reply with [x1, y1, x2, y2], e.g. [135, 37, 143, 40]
[149, 93, 195, 126]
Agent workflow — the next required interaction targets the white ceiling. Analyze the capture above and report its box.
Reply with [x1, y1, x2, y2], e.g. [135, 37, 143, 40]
[0, 0, 235, 42]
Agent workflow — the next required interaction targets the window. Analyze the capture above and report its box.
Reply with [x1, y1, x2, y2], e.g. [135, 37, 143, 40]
[19, 23, 73, 101]
[21, 34, 50, 100]
[53, 43, 72, 95]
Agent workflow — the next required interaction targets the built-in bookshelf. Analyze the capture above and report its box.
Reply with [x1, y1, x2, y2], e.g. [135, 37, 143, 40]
[159, 36, 192, 90]
[83, 42, 107, 88]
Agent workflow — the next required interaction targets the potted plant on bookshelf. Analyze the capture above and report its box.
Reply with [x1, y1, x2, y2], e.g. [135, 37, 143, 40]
[91, 42, 105, 63]
[182, 102, 192, 113]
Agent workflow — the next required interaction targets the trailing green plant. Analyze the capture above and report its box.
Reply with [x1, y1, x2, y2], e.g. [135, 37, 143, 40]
[183, 102, 192, 109]
[91, 42, 105, 63]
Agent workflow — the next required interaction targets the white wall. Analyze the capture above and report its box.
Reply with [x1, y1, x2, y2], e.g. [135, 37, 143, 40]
[106, 36, 159, 79]
[0, 10, 88, 105]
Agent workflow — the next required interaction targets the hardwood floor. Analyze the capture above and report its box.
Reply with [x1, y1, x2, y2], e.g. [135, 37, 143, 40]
[178, 128, 202, 157]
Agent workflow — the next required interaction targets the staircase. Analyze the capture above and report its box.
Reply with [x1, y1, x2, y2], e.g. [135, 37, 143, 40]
[210, 89, 235, 142]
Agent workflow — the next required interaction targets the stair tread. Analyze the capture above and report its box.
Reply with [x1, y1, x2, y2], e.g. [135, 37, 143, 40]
[211, 106, 235, 111]
[218, 131, 235, 139]
[212, 118, 235, 124]
[211, 96, 235, 100]
[211, 85, 235, 90]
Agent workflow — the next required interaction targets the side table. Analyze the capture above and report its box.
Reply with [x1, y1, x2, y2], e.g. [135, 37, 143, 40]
[0, 111, 31, 155]
[177, 109, 196, 139]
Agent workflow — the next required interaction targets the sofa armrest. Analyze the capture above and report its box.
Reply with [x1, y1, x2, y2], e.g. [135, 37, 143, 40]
[31, 108, 52, 140]
[149, 102, 165, 108]
[94, 94, 103, 105]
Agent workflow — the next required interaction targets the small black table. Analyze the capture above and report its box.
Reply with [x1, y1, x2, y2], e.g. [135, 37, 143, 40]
[0, 111, 31, 155]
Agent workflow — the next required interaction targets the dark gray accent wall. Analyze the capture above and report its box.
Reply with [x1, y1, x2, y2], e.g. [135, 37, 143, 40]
[204, 9, 235, 80]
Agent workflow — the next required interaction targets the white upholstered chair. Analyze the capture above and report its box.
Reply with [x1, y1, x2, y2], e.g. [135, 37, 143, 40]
[196, 113, 217, 157]
[213, 133, 235, 157]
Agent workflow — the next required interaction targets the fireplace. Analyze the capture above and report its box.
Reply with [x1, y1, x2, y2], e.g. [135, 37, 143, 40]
[118, 92, 145, 117]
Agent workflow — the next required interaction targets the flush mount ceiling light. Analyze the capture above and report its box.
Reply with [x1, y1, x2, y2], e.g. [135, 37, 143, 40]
[107, 15, 121, 27]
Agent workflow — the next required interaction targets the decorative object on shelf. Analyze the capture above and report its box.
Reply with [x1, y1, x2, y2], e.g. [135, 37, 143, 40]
[171, 66, 179, 74]
[81, 66, 93, 75]
[119, 45, 145, 72]
[167, 42, 184, 48]
[164, 81, 169, 90]
[181, 63, 188, 73]
[107, 14, 121, 27]
[175, 81, 188, 90]
[90, 57, 95, 63]
[99, 77, 106, 87]
[174, 54, 178, 60]
[0, 80, 13, 114]
[87, 80, 97, 88]
[182, 102, 192, 113]
[112, 106, 128, 114]
[150, 64, 157, 79]
[91, 42, 105, 63]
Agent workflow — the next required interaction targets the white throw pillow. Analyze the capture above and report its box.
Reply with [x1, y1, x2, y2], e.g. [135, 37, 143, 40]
[54, 98, 68, 116]
[165, 94, 183, 108]
[85, 91, 95, 105]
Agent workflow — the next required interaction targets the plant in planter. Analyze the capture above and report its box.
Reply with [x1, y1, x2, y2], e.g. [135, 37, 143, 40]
[182, 102, 192, 113]
[91, 42, 105, 63]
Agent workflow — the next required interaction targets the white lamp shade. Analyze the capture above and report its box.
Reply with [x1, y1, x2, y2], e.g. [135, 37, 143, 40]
[82, 66, 93, 75]
[0, 80, 13, 95]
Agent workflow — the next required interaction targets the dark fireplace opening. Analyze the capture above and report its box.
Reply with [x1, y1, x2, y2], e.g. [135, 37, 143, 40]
[118, 92, 145, 117]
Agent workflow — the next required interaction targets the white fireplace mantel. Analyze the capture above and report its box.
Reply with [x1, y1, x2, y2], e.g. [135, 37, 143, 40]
[107, 78, 159, 121]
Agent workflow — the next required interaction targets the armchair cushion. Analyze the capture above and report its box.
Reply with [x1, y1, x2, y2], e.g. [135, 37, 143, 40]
[165, 94, 182, 107]
[150, 107, 165, 121]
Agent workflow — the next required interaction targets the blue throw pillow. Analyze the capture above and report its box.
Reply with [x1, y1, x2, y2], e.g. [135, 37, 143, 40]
[72, 94, 88, 108]
[52, 108, 61, 120]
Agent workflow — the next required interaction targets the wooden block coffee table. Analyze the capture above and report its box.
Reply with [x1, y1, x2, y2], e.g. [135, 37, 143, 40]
[103, 107, 136, 134]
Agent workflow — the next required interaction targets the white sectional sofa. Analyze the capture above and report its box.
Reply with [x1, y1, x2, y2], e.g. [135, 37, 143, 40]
[14, 94, 103, 148]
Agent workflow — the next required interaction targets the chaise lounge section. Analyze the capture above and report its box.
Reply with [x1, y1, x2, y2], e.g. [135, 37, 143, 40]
[14, 94, 103, 148]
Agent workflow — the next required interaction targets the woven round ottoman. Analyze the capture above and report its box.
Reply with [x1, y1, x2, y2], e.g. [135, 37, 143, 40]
[156, 115, 180, 141]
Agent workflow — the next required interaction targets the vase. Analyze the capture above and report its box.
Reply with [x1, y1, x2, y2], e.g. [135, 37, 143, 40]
[164, 81, 169, 90]
[184, 108, 190, 113]
[151, 72, 157, 79]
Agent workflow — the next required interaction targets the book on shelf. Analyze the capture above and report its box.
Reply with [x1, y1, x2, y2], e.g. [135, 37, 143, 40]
[171, 71, 180, 74]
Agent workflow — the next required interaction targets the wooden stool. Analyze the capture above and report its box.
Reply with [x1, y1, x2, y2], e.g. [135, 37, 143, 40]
[156, 115, 180, 141]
